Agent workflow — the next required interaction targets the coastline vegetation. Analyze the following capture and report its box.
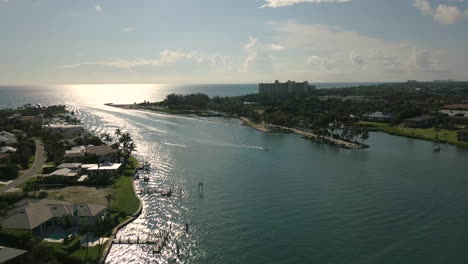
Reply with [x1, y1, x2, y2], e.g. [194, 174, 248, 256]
[119, 82, 468, 149]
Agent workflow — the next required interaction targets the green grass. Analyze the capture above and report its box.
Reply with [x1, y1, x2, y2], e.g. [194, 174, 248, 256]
[27, 155, 36, 169]
[17, 176, 39, 189]
[110, 157, 140, 216]
[42, 240, 108, 263]
[70, 241, 108, 262]
[359, 121, 468, 148]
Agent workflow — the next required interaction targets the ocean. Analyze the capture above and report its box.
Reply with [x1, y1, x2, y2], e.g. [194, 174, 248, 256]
[1, 84, 468, 264]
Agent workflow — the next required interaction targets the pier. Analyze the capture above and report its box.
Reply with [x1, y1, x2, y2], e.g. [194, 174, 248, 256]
[113, 227, 171, 254]
[140, 188, 172, 197]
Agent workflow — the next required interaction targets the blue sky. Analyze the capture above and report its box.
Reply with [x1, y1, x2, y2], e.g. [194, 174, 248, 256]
[1, 0, 468, 84]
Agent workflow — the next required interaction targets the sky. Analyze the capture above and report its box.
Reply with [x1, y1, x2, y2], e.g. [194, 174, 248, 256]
[1, 0, 468, 85]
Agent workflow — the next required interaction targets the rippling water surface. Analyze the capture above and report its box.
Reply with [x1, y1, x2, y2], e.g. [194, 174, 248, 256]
[1, 84, 468, 264]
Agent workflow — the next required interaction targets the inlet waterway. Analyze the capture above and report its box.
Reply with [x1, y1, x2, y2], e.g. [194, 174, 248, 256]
[1, 84, 468, 264]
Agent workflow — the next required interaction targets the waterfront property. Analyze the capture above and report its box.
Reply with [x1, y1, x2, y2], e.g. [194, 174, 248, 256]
[403, 115, 437, 128]
[361, 112, 396, 123]
[258, 80, 315, 96]
[0, 246, 27, 263]
[0, 199, 106, 237]
[458, 129, 468, 142]
[44, 124, 85, 139]
[86, 145, 118, 161]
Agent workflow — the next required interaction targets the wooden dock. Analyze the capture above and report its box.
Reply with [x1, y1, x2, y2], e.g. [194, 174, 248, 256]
[113, 227, 171, 254]
[140, 188, 172, 197]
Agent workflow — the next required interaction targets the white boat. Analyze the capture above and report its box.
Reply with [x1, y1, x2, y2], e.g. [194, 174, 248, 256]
[433, 145, 441, 152]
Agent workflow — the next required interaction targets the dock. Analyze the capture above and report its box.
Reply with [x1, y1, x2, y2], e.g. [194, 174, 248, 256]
[113, 227, 171, 254]
[140, 188, 172, 197]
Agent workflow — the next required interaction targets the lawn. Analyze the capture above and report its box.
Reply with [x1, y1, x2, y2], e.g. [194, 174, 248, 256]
[27, 154, 36, 169]
[359, 121, 468, 148]
[17, 176, 39, 189]
[110, 157, 140, 216]
[42, 240, 108, 263]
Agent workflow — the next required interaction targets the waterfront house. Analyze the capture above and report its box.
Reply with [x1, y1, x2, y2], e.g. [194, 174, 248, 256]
[0, 246, 27, 263]
[85, 145, 118, 161]
[44, 124, 85, 139]
[0, 131, 17, 146]
[361, 112, 396, 123]
[448, 116, 468, 125]
[403, 115, 437, 128]
[86, 162, 122, 177]
[0, 199, 106, 237]
[458, 129, 468, 142]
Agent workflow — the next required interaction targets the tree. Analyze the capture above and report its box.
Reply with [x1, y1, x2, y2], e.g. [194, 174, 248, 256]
[38, 191, 48, 199]
[114, 128, 122, 138]
[105, 193, 114, 208]
[0, 202, 9, 217]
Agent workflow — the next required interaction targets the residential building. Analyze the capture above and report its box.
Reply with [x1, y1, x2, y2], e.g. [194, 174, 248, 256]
[0, 131, 17, 146]
[258, 80, 315, 96]
[0, 199, 106, 237]
[458, 129, 468, 142]
[44, 124, 85, 139]
[0, 246, 27, 263]
[86, 145, 118, 161]
[86, 162, 122, 177]
[403, 115, 437, 128]
[0, 146, 16, 153]
[361, 112, 396, 123]
[64, 145, 87, 160]
[448, 116, 468, 125]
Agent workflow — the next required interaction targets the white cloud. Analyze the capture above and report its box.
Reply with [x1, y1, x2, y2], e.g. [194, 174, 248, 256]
[259, 0, 351, 8]
[61, 50, 232, 70]
[413, 0, 464, 24]
[349, 51, 365, 65]
[243, 36, 258, 70]
[434, 4, 462, 24]
[122, 27, 135, 33]
[273, 21, 448, 75]
[414, 0, 433, 15]
[412, 48, 446, 72]
[307, 55, 337, 70]
[271, 44, 286, 51]
[95, 5, 103, 12]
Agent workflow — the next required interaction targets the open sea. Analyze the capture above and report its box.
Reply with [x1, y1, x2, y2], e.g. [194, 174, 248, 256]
[1, 84, 468, 264]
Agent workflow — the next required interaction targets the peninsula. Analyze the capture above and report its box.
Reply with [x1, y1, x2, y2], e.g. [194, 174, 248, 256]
[107, 80, 468, 149]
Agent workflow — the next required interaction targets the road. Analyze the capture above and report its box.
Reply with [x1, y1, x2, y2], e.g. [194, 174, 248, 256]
[0, 139, 45, 194]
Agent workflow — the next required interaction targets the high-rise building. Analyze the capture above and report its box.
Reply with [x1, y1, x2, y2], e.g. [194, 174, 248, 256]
[258, 80, 315, 95]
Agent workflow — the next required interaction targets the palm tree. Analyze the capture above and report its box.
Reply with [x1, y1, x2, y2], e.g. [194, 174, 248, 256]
[105, 194, 114, 208]
[114, 129, 122, 138]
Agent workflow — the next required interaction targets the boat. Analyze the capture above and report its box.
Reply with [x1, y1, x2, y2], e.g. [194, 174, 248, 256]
[144, 176, 150, 182]
[433, 145, 441, 152]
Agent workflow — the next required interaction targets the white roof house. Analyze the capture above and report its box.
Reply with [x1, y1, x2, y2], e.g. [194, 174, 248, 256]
[0, 131, 17, 145]
[48, 168, 79, 177]
[87, 162, 122, 171]
[56, 163, 82, 170]
[0, 146, 17, 153]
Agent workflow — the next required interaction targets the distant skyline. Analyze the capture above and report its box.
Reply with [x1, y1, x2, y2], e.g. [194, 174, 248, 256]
[1, 0, 468, 85]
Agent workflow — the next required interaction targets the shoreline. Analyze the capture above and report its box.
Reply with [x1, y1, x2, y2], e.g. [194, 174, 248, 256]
[99, 159, 143, 263]
[240, 117, 367, 149]
[107, 104, 367, 150]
